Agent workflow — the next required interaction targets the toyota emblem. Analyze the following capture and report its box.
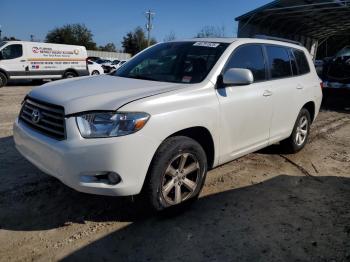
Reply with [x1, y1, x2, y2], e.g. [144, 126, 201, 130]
[31, 109, 42, 124]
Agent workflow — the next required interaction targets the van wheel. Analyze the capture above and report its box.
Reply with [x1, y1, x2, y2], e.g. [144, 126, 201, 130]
[0, 72, 8, 88]
[145, 136, 208, 211]
[281, 108, 311, 153]
[63, 71, 77, 78]
[91, 70, 100, 75]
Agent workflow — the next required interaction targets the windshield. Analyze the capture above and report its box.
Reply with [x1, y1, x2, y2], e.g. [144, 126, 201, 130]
[336, 46, 350, 57]
[114, 41, 229, 84]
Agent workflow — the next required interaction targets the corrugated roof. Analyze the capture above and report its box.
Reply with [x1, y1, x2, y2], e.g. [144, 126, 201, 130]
[236, 0, 350, 40]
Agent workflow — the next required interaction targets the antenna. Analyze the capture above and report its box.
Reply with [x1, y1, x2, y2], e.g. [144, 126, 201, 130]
[145, 10, 155, 46]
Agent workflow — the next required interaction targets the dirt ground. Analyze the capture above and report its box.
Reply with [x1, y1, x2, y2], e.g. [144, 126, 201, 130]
[0, 84, 349, 262]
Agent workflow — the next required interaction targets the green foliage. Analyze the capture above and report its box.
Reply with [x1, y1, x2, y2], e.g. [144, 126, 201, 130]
[122, 27, 156, 55]
[98, 43, 117, 52]
[2, 36, 20, 41]
[45, 23, 97, 50]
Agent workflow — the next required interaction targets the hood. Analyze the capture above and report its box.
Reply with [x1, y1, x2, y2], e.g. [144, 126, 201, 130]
[28, 75, 184, 115]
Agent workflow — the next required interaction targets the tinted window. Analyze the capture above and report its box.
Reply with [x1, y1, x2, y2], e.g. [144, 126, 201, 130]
[266, 46, 292, 79]
[0, 44, 23, 60]
[293, 49, 310, 75]
[225, 45, 266, 81]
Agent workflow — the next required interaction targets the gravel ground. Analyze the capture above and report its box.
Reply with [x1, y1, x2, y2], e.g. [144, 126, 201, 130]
[0, 85, 349, 262]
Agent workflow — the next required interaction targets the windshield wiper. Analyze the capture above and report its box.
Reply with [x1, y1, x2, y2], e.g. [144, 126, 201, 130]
[128, 75, 157, 81]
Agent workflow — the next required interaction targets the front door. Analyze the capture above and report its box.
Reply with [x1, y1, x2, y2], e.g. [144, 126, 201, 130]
[216, 44, 273, 163]
[0, 43, 28, 78]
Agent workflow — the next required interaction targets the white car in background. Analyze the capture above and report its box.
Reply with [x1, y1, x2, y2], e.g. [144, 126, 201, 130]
[13, 37, 322, 211]
[87, 60, 104, 75]
[114, 60, 128, 70]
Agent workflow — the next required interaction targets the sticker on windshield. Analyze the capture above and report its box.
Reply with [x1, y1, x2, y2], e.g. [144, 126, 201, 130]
[182, 76, 192, 83]
[193, 42, 220, 48]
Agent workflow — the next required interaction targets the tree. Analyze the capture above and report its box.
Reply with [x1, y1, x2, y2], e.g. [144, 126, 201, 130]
[163, 31, 176, 42]
[122, 27, 156, 55]
[98, 43, 117, 52]
[45, 23, 97, 50]
[2, 36, 20, 41]
[196, 25, 226, 38]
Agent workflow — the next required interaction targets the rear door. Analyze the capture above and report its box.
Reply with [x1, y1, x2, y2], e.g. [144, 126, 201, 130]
[0, 43, 28, 78]
[265, 45, 300, 142]
[217, 44, 273, 163]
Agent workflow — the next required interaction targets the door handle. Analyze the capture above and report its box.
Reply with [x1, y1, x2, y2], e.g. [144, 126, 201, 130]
[20, 60, 26, 62]
[263, 90, 273, 97]
[296, 84, 304, 90]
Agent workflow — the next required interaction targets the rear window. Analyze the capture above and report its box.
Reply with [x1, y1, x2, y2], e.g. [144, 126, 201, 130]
[293, 49, 310, 75]
[266, 46, 292, 79]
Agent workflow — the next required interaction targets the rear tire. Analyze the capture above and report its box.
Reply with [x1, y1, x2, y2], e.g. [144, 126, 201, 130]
[280, 108, 311, 153]
[145, 136, 208, 211]
[91, 70, 100, 75]
[0, 72, 8, 88]
[63, 71, 77, 78]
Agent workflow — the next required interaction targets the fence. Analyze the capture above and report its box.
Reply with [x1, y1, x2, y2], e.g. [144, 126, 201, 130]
[87, 50, 131, 60]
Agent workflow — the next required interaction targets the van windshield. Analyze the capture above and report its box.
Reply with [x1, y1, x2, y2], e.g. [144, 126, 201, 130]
[114, 41, 229, 84]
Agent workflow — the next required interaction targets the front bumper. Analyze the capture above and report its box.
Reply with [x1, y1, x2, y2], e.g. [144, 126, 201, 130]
[13, 117, 160, 196]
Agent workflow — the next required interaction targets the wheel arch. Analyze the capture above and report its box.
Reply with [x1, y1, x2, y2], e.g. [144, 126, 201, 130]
[0, 68, 9, 79]
[302, 101, 316, 123]
[166, 126, 216, 170]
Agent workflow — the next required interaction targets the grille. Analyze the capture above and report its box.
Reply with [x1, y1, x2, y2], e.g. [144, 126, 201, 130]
[19, 97, 66, 140]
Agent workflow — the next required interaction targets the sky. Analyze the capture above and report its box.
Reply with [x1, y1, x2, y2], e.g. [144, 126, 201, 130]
[1, 0, 271, 49]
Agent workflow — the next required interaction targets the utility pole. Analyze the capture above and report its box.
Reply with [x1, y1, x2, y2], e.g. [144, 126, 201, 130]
[145, 10, 155, 46]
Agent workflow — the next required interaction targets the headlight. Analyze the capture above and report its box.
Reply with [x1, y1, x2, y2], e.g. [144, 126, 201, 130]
[76, 112, 150, 138]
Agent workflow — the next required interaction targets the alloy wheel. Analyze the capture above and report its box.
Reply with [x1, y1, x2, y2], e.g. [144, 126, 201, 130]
[161, 153, 200, 205]
[295, 115, 308, 146]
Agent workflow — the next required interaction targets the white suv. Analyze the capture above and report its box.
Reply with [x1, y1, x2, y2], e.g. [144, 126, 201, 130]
[13, 38, 322, 210]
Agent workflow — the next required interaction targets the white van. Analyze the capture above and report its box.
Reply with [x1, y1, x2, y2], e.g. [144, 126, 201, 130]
[14, 37, 322, 210]
[0, 41, 89, 87]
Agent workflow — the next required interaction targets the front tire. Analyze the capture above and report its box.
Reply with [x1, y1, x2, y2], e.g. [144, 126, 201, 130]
[0, 72, 8, 88]
[281, 108, 311, 153]
[91, 70, 100, 75]
[145, 136, 208, 211]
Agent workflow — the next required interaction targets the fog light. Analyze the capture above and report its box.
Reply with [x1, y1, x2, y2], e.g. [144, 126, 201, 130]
[108, 172, 121, 185]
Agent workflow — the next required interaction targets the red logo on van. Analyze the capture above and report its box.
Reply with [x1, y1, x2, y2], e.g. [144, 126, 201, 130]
[32, 47, 39, 53]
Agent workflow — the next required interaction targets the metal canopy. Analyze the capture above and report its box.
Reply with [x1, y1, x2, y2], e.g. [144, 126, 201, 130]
[236, 0, 350, 41]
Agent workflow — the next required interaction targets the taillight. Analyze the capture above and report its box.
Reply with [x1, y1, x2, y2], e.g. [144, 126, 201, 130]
[320, 82, 324, 89]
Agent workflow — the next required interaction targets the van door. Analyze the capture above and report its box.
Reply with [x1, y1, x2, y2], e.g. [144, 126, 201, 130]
[0, 43, 28, 78]
[217, 44, 273, 163]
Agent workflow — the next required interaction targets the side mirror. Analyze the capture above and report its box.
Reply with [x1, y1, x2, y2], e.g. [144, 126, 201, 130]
[222, 68, 254, 86]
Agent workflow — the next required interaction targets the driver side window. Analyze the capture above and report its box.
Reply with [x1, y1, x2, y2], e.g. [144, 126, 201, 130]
[225, 45, 267, 82]
[1, 44, 23, 60]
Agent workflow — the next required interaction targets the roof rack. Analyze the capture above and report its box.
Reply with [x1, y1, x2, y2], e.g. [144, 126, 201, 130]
[254, 35, 302, 46]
